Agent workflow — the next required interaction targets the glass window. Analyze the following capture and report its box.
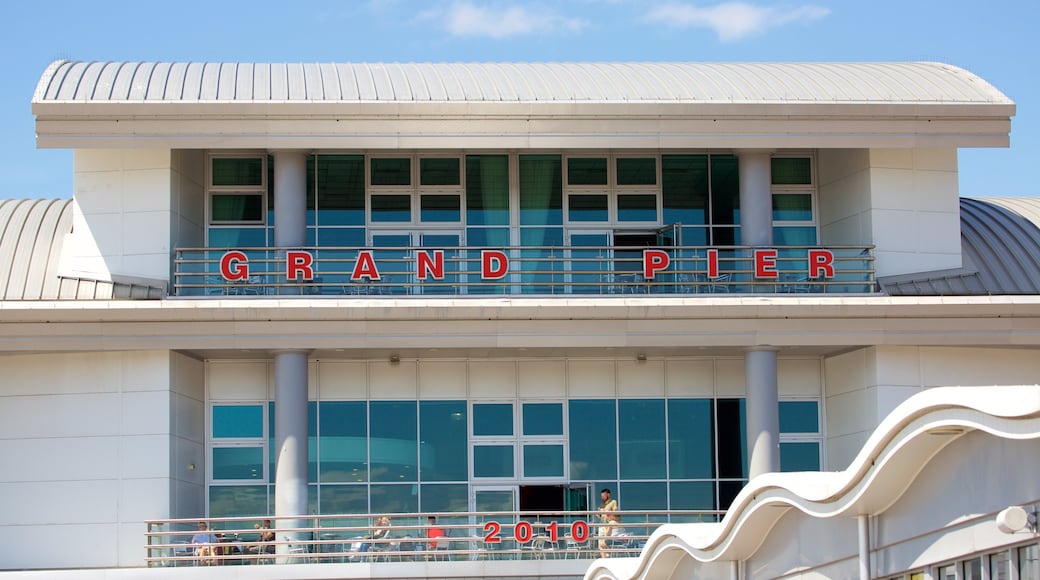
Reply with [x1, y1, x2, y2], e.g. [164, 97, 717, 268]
[420, 194, 461, 222]
[420, 483, 469, 512]
[467, 227, 510, 247]
[212, 157, 262, 186]
[209, 485, 267, 518]
[523, 444, 564, 477]
[1021, 545, 1040, 580]
[473, 403, 514, 436]
[616, 158, 657, 186]
[466, 155, 509, 225]
[617, 194, 657, 222]
[519, 154, 563, 226]
[319, 484, 368, 514]
[662, 154, 709, 226]
[619, 399, 666, 479]
[569, 400, 617, 480]
[419, 401, 468, 482]
[371, 194, 412, 222]
[208, 227, 267, 247]
[618, 481, 667, 510]
[370, 483, 419, 514]
[474, 445, 514, 478]
[710, 155, 740, 226]
[370, 401, 417, 482]
[773, 226, 817, 246]
[568, 194, 608, 222]
[667, 399, 714, 479]
[370, 158, 411, 186]
[318, 402, 368, 483]
[420, 158, 461, 186]
[211, 194, 263, 222]
[568, 157, 608, 186]
[771, 157, 812, 185]
[669, 481, 716, 513]
[779, 442, 820, 471]
[779, 401, 819, 433]
[772, 194, 813, 222]
[315, 155, 365, 226]
[213, 405, 264, 438]
[963, 557, 983, 580]
[522, 403, 563, 436]
[716, 399, 747, 479]
[936, 564, 956, 580]
[213, 447, 264, 480]
[718, 479, 746, 510]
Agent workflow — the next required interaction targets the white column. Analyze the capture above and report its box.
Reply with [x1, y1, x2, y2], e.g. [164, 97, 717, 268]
[858, 514, 871, 580]
[272, 151, 307, 247]
[273, 350, 309, 559]
[736, 150, 773, 247]
[745, 347, 779, 479]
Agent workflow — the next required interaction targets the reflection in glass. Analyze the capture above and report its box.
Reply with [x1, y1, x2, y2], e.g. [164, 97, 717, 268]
[371, 195, 412, 222]
[209, 485, 267, 518]
[668, 481, 716, 513]
[420, 194, 461, 222]
[370, 483, 419, 514]
[370, 401, 418, 482]
[779, 401, 819, 433]
[370, 158, 411, 186]
[474, 445, 514, 478]
[619, 399, 666, 479]
[569, 400, 617, 480]
[663, 155, 708, 226]
[567, 157, 608, 185]
[522, 403, 563, 436]
[667, 399, 714, 479]
[421, 483, 469, 512]
[319, 484, 368, 514]
[771, 157, 811, 185]
[568, 195, 608, 222]
[419, 401, 468, 481]
[618, 481, 667, 511]
[779, 442, 820, 471]
[519, 155, 562, 226]
[617, 194, 657, 222]
[213, 447, 264, 480]
[523, 445, 564, 477]
[616, 158, 657, 185]
[212, 157, 263, 186]
[211, 194, 263, 222]
[213, 405, 264, 438]
[473, 403, 513, 436]
[466, 155, 509, 225]
[319, 402, 368, 483]
[420, 158, 461, 186]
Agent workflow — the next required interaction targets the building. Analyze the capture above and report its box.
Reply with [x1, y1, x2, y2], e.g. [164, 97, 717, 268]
[0, 60, 1037, 579]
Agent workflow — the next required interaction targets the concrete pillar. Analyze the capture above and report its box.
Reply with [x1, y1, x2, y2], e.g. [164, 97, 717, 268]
[745, 347, 779, 479]
[273, 350, 309, 559]
[858, 514, 871, 580]
[736, 150, 773, 247]
[271, 151, 307, 247]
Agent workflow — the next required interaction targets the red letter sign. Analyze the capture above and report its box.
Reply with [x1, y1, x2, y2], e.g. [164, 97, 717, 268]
[286, 250, 314, 281]
[416, 250, 445, 281]
[220, 251, 249, 281]
[352, 250, 381, 281]
[481, 250, 509, 280]
[808, 249, 835, 278]
[706, 249, 719, 279]
[754, 249, 779, 279]
[643, 249, 670, 279]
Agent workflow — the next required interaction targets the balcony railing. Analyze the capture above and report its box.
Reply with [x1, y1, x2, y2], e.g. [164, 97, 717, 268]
[172, 245, 875, 297]
[145, 509, 723, 567]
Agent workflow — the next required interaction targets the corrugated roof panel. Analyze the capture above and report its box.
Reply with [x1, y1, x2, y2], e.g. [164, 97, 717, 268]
[415, 63, 448, 101]
[333, 64, 360, 100]
[76, 62, 106, 100]
[354, 63, 379, 100]
[385, 63, 413, 101]
[164, 62, 188, 100]
[112, 62, 141, 100]
[0, 199, 71, 300]
[269, 63, 289, 101]
[198, 62, 221, 100]
[181, 62, 205, 100]
[253, 63, 270, 101]
[302, 63, 323, 100]
[367, 63, 395, 100]
[235, 63, 255, 101]
[144, 62, 170, 100]
[216, 63, 237, 100]
[317, 63, 342, 101]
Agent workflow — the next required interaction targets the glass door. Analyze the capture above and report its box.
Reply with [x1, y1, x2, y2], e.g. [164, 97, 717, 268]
[419, 232, 461, 295]
[567, 231, 611, 294]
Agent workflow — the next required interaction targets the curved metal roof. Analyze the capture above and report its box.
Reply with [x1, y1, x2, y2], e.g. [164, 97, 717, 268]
[34, 61, 1012, 105]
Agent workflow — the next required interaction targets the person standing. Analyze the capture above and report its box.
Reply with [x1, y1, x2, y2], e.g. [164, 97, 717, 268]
[597, 489, 619, 558]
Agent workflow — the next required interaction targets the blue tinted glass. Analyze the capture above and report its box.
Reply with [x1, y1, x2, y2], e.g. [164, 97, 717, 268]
[616, 158, 657, 186]
[569, 400, 617, 480]
[213, 405, 264, 438]
[617, 195, 657, 222]
[209, 485, 267, 518]
[213, 447, 264, 480]
[318, 209, 365, 226]
[519, 155, 562, 225]
[371, 195, 411, 222]
[466, 155, 509, 225]
[208, 227, 267, 247]
[319, 402, 367, 483]
[619, 400, 666, 479]
[568, 195, 608, 221]
[780, 442, 820, 471]
[523, 403, 563, 435]
[319, 484, 368, 514]
[520, 227, 564, 246]
[370, 484, 419, 514]
[679, 227, 708, 245]
[523, 445, 564, 477]
[773, 226, 817, 246]
[667, 399, 714, 479]
[467, 227, 510, 247]
[419, 401, 468, 482]
[474, 445, 514, 478]
[772, 194, 813, 221]
[370, 401, 418, 482]
[668, 481, 716, 513]
[779, 401, 819, 433]
[618, 481, 667, 510]
[420, 195, 461, 222]
[663, 155, 709, 226]
[317, 227, 366, 246]
[420, 483, 469, 512]
[473, 403, 513, 436]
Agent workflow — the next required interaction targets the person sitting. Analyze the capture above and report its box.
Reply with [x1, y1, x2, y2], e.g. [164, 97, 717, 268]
[190, 521, 219, 565]
[358, 516, 394, 556]
[249, 519, 275, 563]
[605, 513, 630, 552]
[425, 516, 447, 560]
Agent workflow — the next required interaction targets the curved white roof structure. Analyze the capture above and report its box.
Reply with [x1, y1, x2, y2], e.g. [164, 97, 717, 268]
[585, 385, 1040, 580]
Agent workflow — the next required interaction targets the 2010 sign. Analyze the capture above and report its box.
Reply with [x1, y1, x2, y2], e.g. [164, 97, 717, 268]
[483, 520, 589, 544]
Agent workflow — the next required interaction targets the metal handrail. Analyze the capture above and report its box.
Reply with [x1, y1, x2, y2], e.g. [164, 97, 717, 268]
[145, 509, 724, 567]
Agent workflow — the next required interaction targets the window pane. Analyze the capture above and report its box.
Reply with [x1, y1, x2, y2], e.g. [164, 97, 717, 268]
[718, 480, 746, 510]
[370, 401, 418, 482]
[209, 485, 267, 518]
[319, 402, 368, 483]
[663, 155, 709, 226]
[370, 158, 411, 186]
[779, 401, 819, 433]
[370, 483, 419, 514]
[780, 442, 820, 471]
[617, 158, 656, 185]
[419, 401, 468, 482]
[208, 227, 267, 247]
[710, 155, 740, 225]
[420, 194, 461, 222]
[473, 403, 513, 436]
[213, 157, 262, 186]
[619, 399, 666, 479]
[420, 158, 461, 186]
[568, 195, 608, 222]
[618, 481, 667, 510]
[568, 157, 608, 185]
[522, 403, 563, 436]
[319, 484, 368, 514]
[716, 399, 747, 479]
[467, 227, 510, 247]
[524, 445, 564, 477]
[964, 558, 983, 580]
[569, 400, 617, 480]
[213, 447, 264, 480]
[371, 195, 411, 222]
[772, 194, 813, 221]
[317, 227, 366, 246]
[773, 226, 817, 246]
[669, 481, 716, 513]
[421, 483, 469, 512]
[617, 194, 657, 222]
[474, 445, 514, 477]
[212, 194, 263, 222]
[772, 157, 812, 185]
[520, 154, 563, 225]
[667, 399, 714, 479]
[213, 405, 264, 438]
[466, 155, 509, 225]
[316, 155, 365, 226]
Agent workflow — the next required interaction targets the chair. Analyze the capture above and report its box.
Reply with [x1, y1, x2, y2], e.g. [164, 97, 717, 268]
[707, 273, 731, 293]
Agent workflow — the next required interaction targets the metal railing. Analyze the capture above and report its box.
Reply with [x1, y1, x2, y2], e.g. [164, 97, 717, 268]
[172, 245, 875, 297]
[145, 509, 723, 567]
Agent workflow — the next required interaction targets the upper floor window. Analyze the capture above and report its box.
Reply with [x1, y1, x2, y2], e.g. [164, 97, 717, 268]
[565, 155, 660, 225]
[771, 155, 817, 246]
[369, 156, 463, 224]
[208, 156, 267, 224]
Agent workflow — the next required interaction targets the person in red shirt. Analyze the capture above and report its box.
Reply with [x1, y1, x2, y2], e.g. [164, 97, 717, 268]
[425, 516, 446, 560]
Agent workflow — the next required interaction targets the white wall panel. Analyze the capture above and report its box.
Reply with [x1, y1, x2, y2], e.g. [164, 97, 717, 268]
[0, 480, 118, 525]
[715, 358, 746, 397]
[317, 360, 368, 399]
[778, 358, 822, 396]
[207, 360, 268, 400]
[617, 359, 664, 396]
[823, 348, 873, 397]
[418, 360, 468, 398]
[919, 347, 1040, 387]
[518, 359, 566, 398]
[0, 437, 118, 482]
[0, 351, 125, 395]
[119, 434, 171, 479]
[0, 393, 121, 438]
[567, 359, 615, 398]
[121, 390, 171, 435]
[369, 360, 418, 398]
[0, 523, 116, 569]
[665, 359, 715, 397]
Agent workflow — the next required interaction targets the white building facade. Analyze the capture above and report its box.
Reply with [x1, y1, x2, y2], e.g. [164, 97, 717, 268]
[0, 61, 1036, 579]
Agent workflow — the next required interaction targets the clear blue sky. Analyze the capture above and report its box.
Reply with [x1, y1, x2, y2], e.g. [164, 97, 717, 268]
[1, 0, 1036, 199]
